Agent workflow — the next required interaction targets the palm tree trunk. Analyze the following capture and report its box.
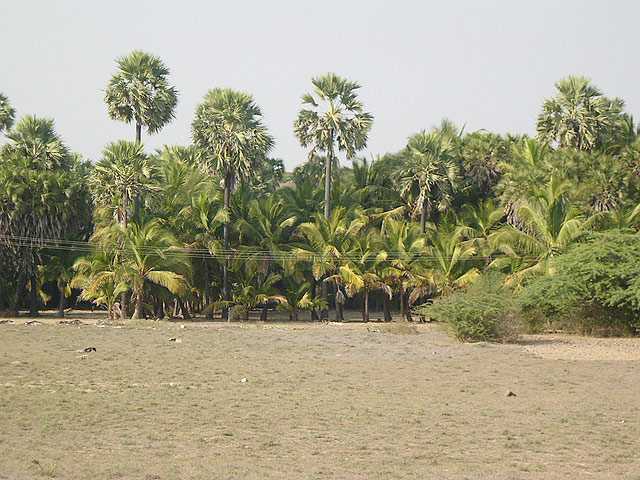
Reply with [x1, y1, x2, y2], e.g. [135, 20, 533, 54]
[132, 289, 143, 319]
[9, 251, 30, 315]
[57, 284, 65, 318]
[399, 290, 405, 321]
[222, 174, 231, 320]
[383, 293, 392, 322]
[310, 276, 319, 321]
[334, 283, 344, 322]
[203, 258, 213, 320]
[324, 149, 332, 220]
[28, 275, 39, 317]
[420, 198, 431, 234]
[363, 289, 369, 322]
[406, 293, 413, 322]
[121, 190, 129, 230]
[320, 145, 333, 321]
[178, 298, 191, 320]
[134, 123, 141, 220]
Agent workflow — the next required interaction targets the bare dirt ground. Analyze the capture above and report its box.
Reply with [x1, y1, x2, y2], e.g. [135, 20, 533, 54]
[1, 311, 639, 479]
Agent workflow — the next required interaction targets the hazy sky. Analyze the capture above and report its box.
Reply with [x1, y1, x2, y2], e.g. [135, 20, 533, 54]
[3, 1, 639, 171]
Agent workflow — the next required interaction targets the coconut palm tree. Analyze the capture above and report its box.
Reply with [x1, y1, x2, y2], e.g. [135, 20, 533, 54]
[72, 250, 128, 320]
[536, 76, 628, 151]
[192, 88, 274, 319]
[294, 73, 373, 220]
[398, 131, 459, 233]
[0, 92, 16, 133]
[422, 223, 480, 296]
[93, 220, 190, 319]
[104, 50, 178, 145]
[490, 176, 592, 283]
[44, 246, 83, 318]
[235, 195, 296, 321]
[460, 199, 505, 263]
[377, 217, 427, 321]
[334, 233, 391, 322]
[295, 207, 365, 321]
[224, 272, 287, 321]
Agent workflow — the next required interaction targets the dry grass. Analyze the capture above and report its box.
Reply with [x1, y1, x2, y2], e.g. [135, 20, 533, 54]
[0, 312, 639, 479]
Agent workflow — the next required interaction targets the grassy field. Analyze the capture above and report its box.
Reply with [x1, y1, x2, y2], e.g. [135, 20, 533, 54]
[1, 313, 639, 479]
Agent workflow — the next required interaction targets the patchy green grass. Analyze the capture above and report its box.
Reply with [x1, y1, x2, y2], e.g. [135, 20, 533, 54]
[0, 315, 639, 479]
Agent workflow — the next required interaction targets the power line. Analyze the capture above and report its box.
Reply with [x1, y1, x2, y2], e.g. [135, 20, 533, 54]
[0, 234, 541, 262]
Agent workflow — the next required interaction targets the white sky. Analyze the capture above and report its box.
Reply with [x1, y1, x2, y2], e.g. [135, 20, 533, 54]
[2, 0, 639, 171]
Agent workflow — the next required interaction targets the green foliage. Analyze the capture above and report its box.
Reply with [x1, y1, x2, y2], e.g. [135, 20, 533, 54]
[104, 50, 178, 137]
[0, 92, 16, 133]
[517, 232, 640, 336]
[416, 273, 522, 343]
[536, 76, 630, 152]
[397, 130, 459, 232]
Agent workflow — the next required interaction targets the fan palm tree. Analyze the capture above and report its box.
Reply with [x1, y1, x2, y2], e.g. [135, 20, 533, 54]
[2, 115, 69, 169]
[192, 88, 274, 318]
[0, 117, 91, 315]
[0, 92, 16, 133]
[92, 140, 155, 229]
[398, 131, 459, 233]
[104, 50, 178, 144]
[294, 73, 373, 220]
[536, 76, 627, 151]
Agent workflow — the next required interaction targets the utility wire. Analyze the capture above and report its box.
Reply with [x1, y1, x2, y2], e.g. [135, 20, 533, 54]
[0, 234, 540, 262]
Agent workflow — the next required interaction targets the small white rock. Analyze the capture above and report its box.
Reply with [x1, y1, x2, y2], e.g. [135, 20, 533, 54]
[241, 377, 247, 383]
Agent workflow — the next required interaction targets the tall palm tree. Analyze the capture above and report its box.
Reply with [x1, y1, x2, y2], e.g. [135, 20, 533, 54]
[0, 116, 91, 315]
[294, 73, 373, 220]
[398, 131, 459, 233]
[105, 50, 178, 219]
[192, 88, 274, 319]
[91, 140, 154, 229]
[0, 92, 16, 133]
[3, 115, 69, 169]
[536, 76, 628, 151]
[104, 50, 178, 145]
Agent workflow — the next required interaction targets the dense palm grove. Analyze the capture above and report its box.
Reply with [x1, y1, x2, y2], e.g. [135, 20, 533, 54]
[1, 51, 639, 336]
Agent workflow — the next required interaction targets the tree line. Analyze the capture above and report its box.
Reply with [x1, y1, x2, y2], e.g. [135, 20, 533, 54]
[1, 51, 639, 332]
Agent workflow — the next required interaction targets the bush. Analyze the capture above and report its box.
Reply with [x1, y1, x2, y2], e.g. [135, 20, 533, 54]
[415, 273, 522, 343]
[517, 232, 640, 336]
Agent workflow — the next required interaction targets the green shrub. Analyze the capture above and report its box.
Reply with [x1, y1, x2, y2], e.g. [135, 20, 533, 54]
[517, 232, 640, 336]
[415, 273, 522, 343]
